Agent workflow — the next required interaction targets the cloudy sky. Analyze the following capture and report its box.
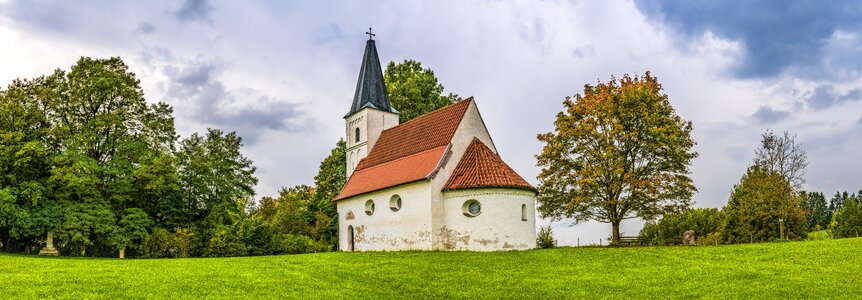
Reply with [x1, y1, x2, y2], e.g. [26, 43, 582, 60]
[2, 0, 861, 245]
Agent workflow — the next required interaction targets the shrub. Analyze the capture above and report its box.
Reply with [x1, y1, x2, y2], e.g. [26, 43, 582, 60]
[640, 208, 724, 245]
[696, 232, 722, 246]
[536, 225, 556, 248]
[141, 228, 194, 258]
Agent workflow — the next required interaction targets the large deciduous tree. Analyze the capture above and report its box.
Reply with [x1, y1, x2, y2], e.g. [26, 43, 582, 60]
[753, 129, 808, 191]
[722, 167, 806, 243]
[384, 59, 458, 122]
[0, 77, 53, 252]
[536, 73, 698, 244]
[177, 128, 257, 242]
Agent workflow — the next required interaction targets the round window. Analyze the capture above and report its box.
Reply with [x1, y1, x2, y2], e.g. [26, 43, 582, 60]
[390, 195, 402, 211]
[462, 199, 481, 217]
[365, 200, 375, 215]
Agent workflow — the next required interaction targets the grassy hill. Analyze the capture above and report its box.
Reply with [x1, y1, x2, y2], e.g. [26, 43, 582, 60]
[1, 238, 860, 299]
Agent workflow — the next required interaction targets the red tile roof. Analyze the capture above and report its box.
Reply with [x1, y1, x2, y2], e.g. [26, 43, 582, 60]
[335, 146, 448, 200]
[335, 98, 472, 201]
[443, 138, 536, 193]
[356, 98, 472, 169]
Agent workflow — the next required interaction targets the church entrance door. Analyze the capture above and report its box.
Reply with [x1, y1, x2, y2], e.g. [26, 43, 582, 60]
[347, 225, 355, 251]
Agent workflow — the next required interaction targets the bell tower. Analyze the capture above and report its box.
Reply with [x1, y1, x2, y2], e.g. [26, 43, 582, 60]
[345, 29, 400, 179]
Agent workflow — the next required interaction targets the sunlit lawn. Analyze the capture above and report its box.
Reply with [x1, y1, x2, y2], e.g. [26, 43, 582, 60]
[1, 238, 859, 299]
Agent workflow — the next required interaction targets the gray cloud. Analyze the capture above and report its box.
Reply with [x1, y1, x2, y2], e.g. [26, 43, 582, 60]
[165, 60, 311, 145]
[805, 84, 862, 110]
[752, 105, 790, 124]
[137, 22, 155, 34]
[635, 1, 862, 79]
[175, 0, 213, 22]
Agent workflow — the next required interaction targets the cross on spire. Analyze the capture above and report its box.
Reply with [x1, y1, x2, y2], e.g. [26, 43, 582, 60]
[366, 27, 375, 40]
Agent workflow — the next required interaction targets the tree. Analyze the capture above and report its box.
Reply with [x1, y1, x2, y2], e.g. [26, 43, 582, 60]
[384, 59, 459, 122]
[536, 73, 698, 244]
[0, 77, 53, 252]
[177, 128, 257, 254]
[723, 167, 806, 243]
[831, 192, 862, 238]
[108, 208, 153, 258]
[753, 129, 808, 191]
[800, 191, 829, 230]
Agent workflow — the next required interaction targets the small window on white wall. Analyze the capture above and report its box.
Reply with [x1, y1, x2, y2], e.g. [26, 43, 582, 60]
[463, 199, 481, 217]
[521, 204, 527, 221]
[390, 195, 402, 211]
[365, 200, 375, 215]
[355, 127, 360, 143]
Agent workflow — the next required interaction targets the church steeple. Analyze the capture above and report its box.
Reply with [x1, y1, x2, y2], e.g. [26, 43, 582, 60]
[347, 28, 397, 116]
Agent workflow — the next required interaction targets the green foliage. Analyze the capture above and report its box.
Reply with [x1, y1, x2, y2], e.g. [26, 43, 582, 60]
[384, 59, 458, 122]
[640, 208, 724, 245]
[3, 239, 862, 298]
[723, 166, 806, 243]
[536, 225, 557, 248]
[108, 208, 153, 252]
[805, 229, 832, 241]
[697, 232, 722, 246]
[831, 195, 862, 238]
[141, 228, 193, 258]
[800, 191, 829, 230]
[536, 72, 698, 244]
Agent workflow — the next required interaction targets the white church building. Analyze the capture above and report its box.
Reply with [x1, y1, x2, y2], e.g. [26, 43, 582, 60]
[334, 35, 537, 251]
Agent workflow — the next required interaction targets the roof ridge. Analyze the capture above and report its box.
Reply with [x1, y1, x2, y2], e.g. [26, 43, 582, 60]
[381, 97, 473, 134]
[442, 137, 536, 193]
[356, 145, 448, 172]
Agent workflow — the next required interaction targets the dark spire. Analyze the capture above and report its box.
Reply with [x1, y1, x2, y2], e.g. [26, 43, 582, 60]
[347, 29, 397, 117]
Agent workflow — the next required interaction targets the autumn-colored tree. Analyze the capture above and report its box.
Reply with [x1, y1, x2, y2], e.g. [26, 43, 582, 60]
[536, 73, 698, 244]
[723, 166, 806, 243]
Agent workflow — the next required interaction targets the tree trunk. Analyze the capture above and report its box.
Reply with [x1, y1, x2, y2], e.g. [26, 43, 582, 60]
[611, 221, 621, 245]
[80, 245, 86, 256]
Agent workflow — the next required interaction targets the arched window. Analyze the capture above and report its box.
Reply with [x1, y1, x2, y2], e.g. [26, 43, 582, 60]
[355, 127, 360, 143]
[521, 204, 528, 221]
[390, 195, 402, 211]
[365, 200, 375, 215]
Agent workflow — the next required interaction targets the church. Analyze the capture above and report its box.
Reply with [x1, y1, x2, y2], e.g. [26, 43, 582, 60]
[334, 34, 537, 251]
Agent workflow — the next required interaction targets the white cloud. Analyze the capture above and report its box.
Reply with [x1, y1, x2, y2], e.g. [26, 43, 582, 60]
[1, 0, 860, 245]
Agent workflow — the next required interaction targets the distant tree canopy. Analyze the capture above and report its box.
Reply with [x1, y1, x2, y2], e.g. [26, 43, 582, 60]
[800, 191, 829, 230]
[753, 129, 808, 191]
[536, 73, 698, 245]
[831, 191, 862, 238]
[723, 166, 806, 243]
[384, 59, 459, 122]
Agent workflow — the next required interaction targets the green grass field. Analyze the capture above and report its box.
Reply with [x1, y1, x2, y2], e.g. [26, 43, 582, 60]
[1, 238, 860, 299]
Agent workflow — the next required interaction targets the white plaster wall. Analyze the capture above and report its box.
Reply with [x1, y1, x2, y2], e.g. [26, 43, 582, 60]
[428, 100, 498, 249]
[337, 181, 433, 251]
[440, 188, 537, 251]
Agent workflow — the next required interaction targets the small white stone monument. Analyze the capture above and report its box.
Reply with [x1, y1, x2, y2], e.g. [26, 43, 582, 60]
[38, 231, 60, 256]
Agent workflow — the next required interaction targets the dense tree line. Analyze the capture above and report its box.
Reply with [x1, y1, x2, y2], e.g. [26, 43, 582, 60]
[0, 56, 455, 257]
[640, 128, 861, 245]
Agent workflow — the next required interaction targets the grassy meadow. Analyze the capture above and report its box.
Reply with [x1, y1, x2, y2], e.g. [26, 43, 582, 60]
[1, 238, 860, 299]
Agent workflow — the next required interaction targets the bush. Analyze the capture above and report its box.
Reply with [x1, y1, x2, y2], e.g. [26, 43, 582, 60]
[696, 232, 722, 246]
[640, 208, 724, 245]
[536, 225, 556, 248]
[141, 228, 194, 258]
[278, 234, 329, 254]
